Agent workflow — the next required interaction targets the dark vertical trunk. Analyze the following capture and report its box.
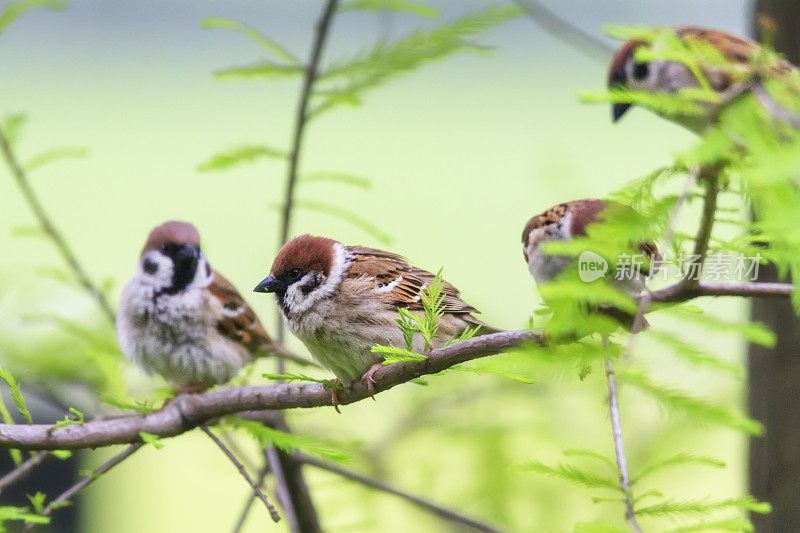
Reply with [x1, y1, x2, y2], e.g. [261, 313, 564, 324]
[271, 415, 323, 533]
[749, 3, 800, 531]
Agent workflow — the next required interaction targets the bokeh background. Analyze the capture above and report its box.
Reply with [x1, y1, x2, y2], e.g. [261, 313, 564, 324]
[0, 1, 758, 531]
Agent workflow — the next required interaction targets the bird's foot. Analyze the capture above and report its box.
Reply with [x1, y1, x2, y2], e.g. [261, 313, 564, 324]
[326, 379, 344, 414]
[361, 363, 383, 399]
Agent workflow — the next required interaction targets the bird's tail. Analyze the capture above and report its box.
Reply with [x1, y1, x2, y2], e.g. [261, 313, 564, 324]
[464, 316, 505, 336]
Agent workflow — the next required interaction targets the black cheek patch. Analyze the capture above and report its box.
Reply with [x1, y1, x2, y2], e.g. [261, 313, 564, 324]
[205, 263, 212, 277]
[143, 258, 159, 275]
[300, 277, 321, 296]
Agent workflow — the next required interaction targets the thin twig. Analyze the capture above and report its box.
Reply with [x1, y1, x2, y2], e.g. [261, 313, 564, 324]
[232, 450, 271, 533]
[0, 451, 50, 492]
[24, 443, 142, 531]
[298, 454, 505, 533]
[663, 170, 698, 252]
[685, 171, 719, 289]
[199, 425, 281, 523]
[265, 446, 300, 528]
[278, 0, 339, 255]
[603, 353, 642, 533]
[0, 126, 116, 324]
[512, 0, 614, 62]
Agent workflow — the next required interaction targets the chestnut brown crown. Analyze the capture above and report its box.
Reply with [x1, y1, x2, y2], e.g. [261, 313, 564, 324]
[270, 234, 338, 278]
[142, 221, 201, 256]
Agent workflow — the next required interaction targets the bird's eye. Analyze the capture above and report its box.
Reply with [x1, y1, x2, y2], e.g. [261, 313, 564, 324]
[633, 62, 649, 81]
[288, 268, 303, 280]
[143, 258, 158, 275]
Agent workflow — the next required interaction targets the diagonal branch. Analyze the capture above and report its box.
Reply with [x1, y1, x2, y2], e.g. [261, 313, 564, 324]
[23, 443, 142, 531]
[603, 354, 642, 533]
[0, 330, 542, 450]
[199, 425, 281, 523]
[0, 450, 51, 492]
[512, 0, 614, 62]
[232, 449, 272, 533]
[0, 126, 116, 324]
[297, 454, 506, 533]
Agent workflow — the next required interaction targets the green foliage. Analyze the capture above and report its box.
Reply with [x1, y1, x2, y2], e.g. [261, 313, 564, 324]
[520, 461, 619, 491]
[198, 144, 286, 172]
[663, 518, 754, 532]
[573, 521, 629, 533]
[1, 113, 27, 145]
[139, 432, 165, 449]
[0, 505, 50, 528]
[632, 453, 725, 484]
[54, 407, 84, 428]
[225, 418, 351, 464]
[262, 372, 345, 389]
[23, 146, 89, 172]
[26, 492, 45, 514]
[451, 364, 535, 385]
[373, 268, 446, 359]
[290, 199, 393, 244]
[0, 0, 66, 37]
[201, 18, 300, 65]
[621, 368, 762, 435]
[340, 0, 439, 18]
[635, 497, 770, 519]
[312, 5, 522, 116]
[300, 171, 372, 190]
[0, 366, 32, 423]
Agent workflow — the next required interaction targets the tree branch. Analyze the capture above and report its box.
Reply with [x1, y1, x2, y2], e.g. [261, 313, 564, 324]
[0, 126, 116, 325]
[199, 425, 280, 523]
[279, 0, 339, 250]
[298, 454, 506, 533]
[0, 451, 51, 492]
[686, 172, 719, 290]
[603, 355, 642, 533]
[512, 0, 614, 62]
[0, 330, 541, 450]
[648, 280, 794, 303]
[23, 443, 142, 530]
[232, 449, 272, 533]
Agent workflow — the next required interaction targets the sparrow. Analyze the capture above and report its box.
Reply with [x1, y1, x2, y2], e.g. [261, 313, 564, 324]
[253, 235, 499, 397]
[608, 26, 799, 132]
[117, 221, 284, 393]
[522, 199, 660, 329]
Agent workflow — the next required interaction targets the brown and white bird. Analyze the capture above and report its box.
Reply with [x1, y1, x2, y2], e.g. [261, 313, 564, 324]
[117, 221, 280, 393]
[253, 235, 498, 390]
[608, 26, 799, 132]
[522, 199, 659, 328]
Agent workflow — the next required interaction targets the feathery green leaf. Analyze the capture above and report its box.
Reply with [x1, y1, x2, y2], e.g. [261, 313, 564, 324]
[198, 144, 286, 172]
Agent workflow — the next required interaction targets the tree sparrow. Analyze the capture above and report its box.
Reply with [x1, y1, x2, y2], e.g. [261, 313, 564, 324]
[253, 235, 499, 393]
[608, 26, 798, 132]
[117, 221, 282, 393]
[522, 199, 659, 328]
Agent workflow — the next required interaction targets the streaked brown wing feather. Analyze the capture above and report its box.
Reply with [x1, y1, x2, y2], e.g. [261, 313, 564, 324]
[346, 246, 478, 314]
[676, 27, 758, 64]
[209, 272, 272, 355]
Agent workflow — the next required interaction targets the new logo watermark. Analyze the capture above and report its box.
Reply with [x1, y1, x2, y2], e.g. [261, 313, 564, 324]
[576, 252, 762, 283]
[578, 251, 608, 282]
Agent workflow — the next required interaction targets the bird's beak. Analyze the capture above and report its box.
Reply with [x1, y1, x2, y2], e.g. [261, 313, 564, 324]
[175, 243, 200, 262]
[254, 274, 284, 293]
[612, 102, 632, 122]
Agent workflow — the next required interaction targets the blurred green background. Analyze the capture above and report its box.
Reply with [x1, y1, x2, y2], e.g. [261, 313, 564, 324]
[0, 1, 757, 531]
